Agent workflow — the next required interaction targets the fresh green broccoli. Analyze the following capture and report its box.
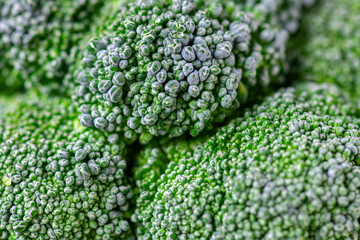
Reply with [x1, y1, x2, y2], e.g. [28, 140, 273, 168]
[65, 0, 128, 95]
[132, 135, 210, 238]
[0, 98, 133, 239]
[74, 0, 313, 143]
[0, 95, 19, 120]
[298, 0, 360, 96]
[4, 1, 360, 240]
[133, 82, 360, 239]
[0, 0, 106, 94]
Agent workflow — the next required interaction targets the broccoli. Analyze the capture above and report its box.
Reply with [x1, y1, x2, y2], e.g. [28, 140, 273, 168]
[0, 98, 133, 239]
[3, 1, 360, 240]
[0, 0, 106, 94]
[0, 95, 19, 120]
[74, 0, 313, 143]
[133, 137, 206, 212]
[132, 135, 210, 238]
[65, 0, 128, 97]
[133, 82, 360, 239]
[298, 0, 360, 96]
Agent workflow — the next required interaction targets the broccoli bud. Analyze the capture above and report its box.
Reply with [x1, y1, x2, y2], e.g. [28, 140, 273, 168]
[0, 98, 133, 239]
[74, 0, 313, 142]
[133, 83, 360, 239]
[0, 0, 105, 94]
[298, 0, 360, 97]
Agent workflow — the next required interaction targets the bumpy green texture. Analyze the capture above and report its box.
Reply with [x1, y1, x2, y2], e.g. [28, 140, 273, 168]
[132, 135, 210, 238]
[0, 95, 19, 120]
[299, 0, 360, 96]
[0, 99, 133, 239]
[0, 0, 105, 94]
[64, 0, 128, 97]
[132, 136, 207, 219]
[74, 0, 313, 143]
[133, 83, 360, 239]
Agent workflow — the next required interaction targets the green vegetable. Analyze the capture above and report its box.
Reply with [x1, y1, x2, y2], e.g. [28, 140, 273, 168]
[0, 98, 133, 239]
[74, 0, 313, 143]
[0, 95, 19, 120]
[133, 82, 360, 239]
[0, 0, 105, 94]
[4, 1, 360, 239]
[298, 0, 360, 96]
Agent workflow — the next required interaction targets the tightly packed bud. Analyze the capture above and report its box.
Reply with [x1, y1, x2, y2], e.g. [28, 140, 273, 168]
[75, 0, 310, 142]
[133, 83, 360, 239]
[0, 99, 132, 239]
[0, 0, 105, 94]
[298, 0, 360, 96]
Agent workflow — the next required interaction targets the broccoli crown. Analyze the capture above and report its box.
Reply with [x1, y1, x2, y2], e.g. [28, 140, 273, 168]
[0, 98, 132, 239]
[0, 95, 19, 120]
[0, 0, 105, 94]
[213, 150, 360, 240]
[74, 0, 312, 143]
[299, 0, 360, 96]
[133, 82, 360, 239]
[132, 136, 207, 228]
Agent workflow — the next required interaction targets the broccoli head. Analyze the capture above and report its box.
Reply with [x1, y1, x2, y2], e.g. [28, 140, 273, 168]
[0, 98, 132, 239]
[74, 0, 313, 143]
[132, 136, 207, 231]
[299, 0, 360, 96]
[133, 82, 360, 239]
[0, 0, 105, 94]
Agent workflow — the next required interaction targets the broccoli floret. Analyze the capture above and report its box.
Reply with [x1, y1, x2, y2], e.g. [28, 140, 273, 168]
[133, 137, 206, 208]
[298, 0, 360, 96]
[213, 154, 360, 239]
[74, 0, 313, 143]
[0, 0, 106, 94]
[0, 98, 133, 239]
[0, 95, 19, 120]
[133, 82, 360, 239]
[132, 136, 208, 238]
